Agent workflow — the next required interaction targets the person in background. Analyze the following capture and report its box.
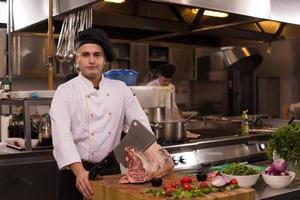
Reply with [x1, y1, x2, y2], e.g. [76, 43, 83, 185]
[50, 28, 151, 200]
[147, 63, 181, 120]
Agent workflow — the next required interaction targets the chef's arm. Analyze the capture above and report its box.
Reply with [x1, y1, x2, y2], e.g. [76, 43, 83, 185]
[50, 85, 82, 169]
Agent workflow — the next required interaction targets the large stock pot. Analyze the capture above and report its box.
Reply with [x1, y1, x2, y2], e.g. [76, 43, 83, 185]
[153, 120, 187, 142]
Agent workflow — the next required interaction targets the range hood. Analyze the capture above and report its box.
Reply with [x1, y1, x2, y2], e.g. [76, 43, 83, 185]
[222, 47, 263, 69]
[8, 0, 300, 46]
[149, 0, 300, 25]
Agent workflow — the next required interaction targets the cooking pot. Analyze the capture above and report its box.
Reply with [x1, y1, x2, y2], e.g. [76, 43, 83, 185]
[151, 112, 197, 141]
[146, 107, 166, 122]
[153, 120, 186, 142]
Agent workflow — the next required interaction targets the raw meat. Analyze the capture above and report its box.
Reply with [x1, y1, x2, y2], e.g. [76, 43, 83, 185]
[119, 142, 174, 183]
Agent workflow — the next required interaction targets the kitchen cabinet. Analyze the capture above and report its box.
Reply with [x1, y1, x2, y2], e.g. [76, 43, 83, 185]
[110, 41, 131, 69]
[169, 45, 195, 80]
[0, 98, 52, 151]
[130, 42, 148, 83]
[11, 34, 58, 78]
[148, 45, 169, 66]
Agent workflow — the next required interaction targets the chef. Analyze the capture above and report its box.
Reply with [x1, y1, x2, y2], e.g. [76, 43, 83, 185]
[147, 63, 181, 120]
[50, 28, 151, 200]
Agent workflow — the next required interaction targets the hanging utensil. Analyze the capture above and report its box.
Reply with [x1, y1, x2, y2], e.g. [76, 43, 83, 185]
[56, 15, 69, 63]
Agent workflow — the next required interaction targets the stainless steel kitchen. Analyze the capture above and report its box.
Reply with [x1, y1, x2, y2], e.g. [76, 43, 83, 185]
[1, 0, 300, 200]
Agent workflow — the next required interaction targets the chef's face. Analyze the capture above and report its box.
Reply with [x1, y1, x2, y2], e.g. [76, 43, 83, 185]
[158, 75, 172, 86]
[76, 43, 106, 82]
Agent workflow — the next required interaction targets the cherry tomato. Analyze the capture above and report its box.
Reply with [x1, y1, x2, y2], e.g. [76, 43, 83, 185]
[170, 181, 178, 188]
[180, 176, 192, 185]
[198, 181, 209, 188]
[164, 186, 176, 196]
[182, 183, 193, 191]
[162, 183, 171, 190]
[230, 178, 238, 185]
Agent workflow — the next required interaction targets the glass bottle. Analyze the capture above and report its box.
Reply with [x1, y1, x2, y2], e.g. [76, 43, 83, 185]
[1, 75, 11, 92]
[241, 110, 249, 135]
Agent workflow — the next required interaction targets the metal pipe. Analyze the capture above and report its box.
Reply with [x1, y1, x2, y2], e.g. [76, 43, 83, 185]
[7, 0, 13, 85]
[48, 0, 54, 90]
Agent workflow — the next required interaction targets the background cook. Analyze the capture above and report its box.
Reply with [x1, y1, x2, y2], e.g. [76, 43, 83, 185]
[147, 63, 181, 120]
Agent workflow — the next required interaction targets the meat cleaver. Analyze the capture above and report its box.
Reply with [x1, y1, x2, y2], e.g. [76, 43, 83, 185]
[113, 119, 156, 167]
[88, 120, 156, 180]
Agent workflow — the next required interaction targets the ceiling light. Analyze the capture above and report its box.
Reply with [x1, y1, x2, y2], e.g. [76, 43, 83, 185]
[191, 8, 199, 14]
[204, 10, 228, 18]
[104, 0, 125, 3]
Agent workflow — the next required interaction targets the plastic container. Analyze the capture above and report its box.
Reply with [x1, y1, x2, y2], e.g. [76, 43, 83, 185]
[104, 69, 139, 86]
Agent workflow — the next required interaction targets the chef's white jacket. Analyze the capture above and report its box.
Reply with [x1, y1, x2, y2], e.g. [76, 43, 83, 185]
[50, 73, 151, 169]
[147, 79, 181, 120]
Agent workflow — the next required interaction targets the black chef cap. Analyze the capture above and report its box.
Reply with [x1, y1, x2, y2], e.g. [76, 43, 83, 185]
[76, 28, 115, 62]
[156, 63, 176, 78]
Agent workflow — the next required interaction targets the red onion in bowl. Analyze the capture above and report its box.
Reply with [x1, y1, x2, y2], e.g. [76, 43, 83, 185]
[272, 159, 287, 173]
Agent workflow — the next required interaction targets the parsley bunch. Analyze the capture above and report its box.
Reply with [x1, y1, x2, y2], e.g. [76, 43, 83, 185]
[266, 123, 300, 161]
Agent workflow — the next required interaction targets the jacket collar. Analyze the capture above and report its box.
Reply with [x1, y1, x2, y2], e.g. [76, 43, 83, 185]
[78, 72, 106, 95]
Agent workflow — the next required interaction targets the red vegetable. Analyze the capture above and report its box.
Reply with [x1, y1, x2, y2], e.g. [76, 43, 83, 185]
[230, 178, 238, 185]
[180, 176, 192, 185]
[212, 175, 227, 187]
[182, 183, 193, 191]
[163, 183, 171, 190]
[170, 181, 178, 188]
[280, 171, 289, 176]
[272, 159, 287, 173]
[198, 181, 209, 188]
[164, 186, 176, 196]
[265, 166, 279, 176]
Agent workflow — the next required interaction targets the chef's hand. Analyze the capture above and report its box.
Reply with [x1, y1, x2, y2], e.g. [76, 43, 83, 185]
[70, 162, 93, 200]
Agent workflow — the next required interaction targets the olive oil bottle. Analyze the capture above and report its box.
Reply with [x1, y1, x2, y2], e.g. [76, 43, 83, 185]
[241, 110, 249, 135]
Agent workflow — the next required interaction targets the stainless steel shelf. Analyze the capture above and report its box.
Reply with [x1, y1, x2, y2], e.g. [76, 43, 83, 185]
[0, 98, 52, 151]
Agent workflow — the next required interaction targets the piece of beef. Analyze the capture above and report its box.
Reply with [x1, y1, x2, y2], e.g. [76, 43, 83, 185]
[119, 142, 174, 183]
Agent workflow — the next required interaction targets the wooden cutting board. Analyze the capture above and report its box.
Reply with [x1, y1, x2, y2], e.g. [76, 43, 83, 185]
[90, 172, 255, 200]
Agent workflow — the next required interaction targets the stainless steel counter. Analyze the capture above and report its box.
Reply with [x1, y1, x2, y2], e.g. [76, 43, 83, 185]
[250, 160, 300, 200]
[254, 178, 300, 200]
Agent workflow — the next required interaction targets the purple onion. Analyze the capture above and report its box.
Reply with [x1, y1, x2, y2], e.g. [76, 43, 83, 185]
[265, 166, 279, 176]
[280, 171, 289, 176]
[271, 159, 287, 173]
[212, 175, 227, 187]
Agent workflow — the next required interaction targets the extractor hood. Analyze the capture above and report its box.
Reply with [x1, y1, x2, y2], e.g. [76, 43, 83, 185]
[222, 47, 263, 69]
[149, 0, 300, 26]
[8, 0, 300, 46]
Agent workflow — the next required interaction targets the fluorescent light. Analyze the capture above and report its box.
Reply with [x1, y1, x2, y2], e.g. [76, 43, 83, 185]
[204, 10, 228, 18]
[104, 0, 126, 3]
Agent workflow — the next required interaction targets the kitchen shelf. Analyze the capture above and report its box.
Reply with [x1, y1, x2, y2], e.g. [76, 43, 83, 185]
[115, 57, 131, 61]
[0, 98, 52, 151]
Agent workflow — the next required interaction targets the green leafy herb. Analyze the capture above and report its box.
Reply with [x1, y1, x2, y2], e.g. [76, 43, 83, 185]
[143, 183, 239, 199]
[143, 188, 165, 197]
[223, 163, 258, 175]
[266, 123, 300, 161]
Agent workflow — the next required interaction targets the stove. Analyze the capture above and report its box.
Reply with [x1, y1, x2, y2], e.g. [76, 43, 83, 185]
[161, 133, 271, 172]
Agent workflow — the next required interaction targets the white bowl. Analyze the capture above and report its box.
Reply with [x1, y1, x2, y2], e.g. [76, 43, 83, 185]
[262, 171, 295, 188]
[222, 173, 260, 187]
